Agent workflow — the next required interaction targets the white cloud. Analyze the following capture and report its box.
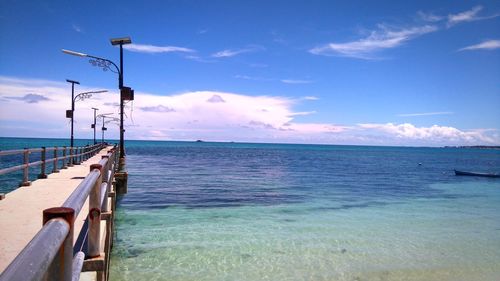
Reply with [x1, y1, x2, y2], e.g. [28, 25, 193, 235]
[358, 123, 496, 145]
[212, 49, 249, 58]
[398, 111, 453, 117]
[0, 76, 331, 142]
[417, 11, 444, 22]
[124, 43, 195, 54]
[459, 39, 500, 51]
[184, 55, 216, 63]
[447, 6, 481, 26]
[289, 111, 316, 116]
[212, 46, 264, 58]
[310, 7, 499, 59]
[447, 6, 500, 27]
[0, 76, 117, 138]
[309, 25, 437, 59]
[303, 96, 319, 101]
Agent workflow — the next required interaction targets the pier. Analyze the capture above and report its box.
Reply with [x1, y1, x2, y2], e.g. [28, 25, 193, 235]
[0, 144, 126, 281]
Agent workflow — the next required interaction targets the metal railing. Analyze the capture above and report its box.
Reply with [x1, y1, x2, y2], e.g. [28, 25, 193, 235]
[0, 146, 118, 281]
[0, 143, 105, 188]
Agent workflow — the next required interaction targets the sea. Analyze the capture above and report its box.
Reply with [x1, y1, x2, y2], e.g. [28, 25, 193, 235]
[1, 137, 500, 281]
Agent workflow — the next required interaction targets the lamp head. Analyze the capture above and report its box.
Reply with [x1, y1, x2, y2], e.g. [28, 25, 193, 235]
[62, 49, 88, 57]
[110, 37, 132, 46]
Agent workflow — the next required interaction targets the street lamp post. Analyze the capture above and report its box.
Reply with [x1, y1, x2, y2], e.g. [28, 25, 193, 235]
[101, 115, 107, 144]
[62, 36, 131, 166]
[110, 37, 132, 165]
[66, 79, 80, 148]
[67, 89, 107, 147]
[91, 107, 99, 144]
[97, 113, 117, 144]
[62, 37, 132, 194]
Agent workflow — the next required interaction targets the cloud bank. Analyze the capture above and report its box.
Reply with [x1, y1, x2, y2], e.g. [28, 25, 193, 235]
[0, 76, 497, 146]
[358, 123, 496, 145]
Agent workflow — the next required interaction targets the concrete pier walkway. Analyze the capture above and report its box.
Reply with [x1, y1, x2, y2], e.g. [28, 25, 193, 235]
[0, 146, 113, 273]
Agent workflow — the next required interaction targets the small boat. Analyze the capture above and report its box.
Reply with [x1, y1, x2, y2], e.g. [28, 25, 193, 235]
[454, 170, 500, 178]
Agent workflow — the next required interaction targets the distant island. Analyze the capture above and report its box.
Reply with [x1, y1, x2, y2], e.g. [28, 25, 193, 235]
[445, 145, 500, 150]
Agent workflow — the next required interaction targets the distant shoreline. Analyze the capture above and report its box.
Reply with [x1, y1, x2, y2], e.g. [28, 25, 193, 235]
[1, 136, 499, 150]
[445, 145, 500, 150]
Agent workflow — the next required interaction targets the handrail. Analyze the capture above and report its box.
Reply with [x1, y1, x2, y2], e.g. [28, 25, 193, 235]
[0, 146, 118, 281]
[0, 145, 101, 156]
[0, 143, 106, 188]
[0, 218, 70, 281]
[63, 170, 101, 216]
[0, 149, 26, 156]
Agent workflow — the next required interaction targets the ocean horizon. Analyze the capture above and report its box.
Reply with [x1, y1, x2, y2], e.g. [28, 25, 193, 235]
[1, 137, 499, 280]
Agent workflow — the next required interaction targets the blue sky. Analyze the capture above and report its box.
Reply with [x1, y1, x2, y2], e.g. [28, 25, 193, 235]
[0, 0, 499, 145]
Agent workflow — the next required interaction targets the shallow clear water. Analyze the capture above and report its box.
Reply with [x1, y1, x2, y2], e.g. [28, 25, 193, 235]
[1, 139, 500, 280]
[110, 141, 500, 281]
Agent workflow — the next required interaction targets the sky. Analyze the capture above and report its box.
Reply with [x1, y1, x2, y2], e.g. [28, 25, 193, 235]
[0, 0, 499, 146]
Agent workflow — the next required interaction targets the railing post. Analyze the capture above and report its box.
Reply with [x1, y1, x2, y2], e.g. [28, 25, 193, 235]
[52, 147, 59, 173]
[88, 164, 102, 258]
[43, 207, 75, 281]
[19, 148, 31, 186]
[68, 147, 74, 167]
[79, 147, 83, 164]
[74, 147, 80, 165]
[114, 146, 119, 169]
[101, 155, 110, 213]
[38, 147, 48, 179]
[61, 146, 67, 169]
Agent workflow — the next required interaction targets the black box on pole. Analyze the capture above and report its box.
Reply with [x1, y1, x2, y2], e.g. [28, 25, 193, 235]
[121, 86, 134, 101]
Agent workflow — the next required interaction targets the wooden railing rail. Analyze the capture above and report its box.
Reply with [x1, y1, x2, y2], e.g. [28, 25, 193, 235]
[0, 143, 105, 188]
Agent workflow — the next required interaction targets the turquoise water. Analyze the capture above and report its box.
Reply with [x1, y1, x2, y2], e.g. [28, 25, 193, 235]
[1, 138, 500, 280]
[111, 141, 499, 281]
[0, 137, 103, 192]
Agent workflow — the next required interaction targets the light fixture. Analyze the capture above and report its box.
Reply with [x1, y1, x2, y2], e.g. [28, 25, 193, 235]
[62, 49, 88, 57]
[110, 37, 132, 46]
